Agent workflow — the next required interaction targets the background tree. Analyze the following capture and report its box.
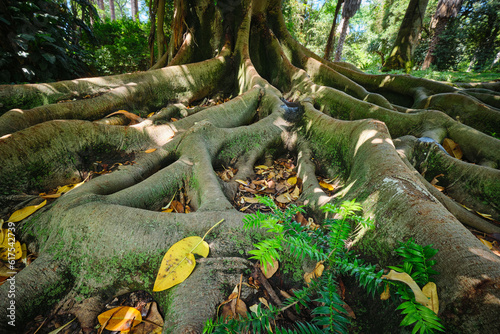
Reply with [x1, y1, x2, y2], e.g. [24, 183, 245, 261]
[1, 0, 500, 332]
[421, 0, 463, 70]
[334, 0, 362, 61]
[324, 0, 344, 60]
[382, 0, 430, 71]
[109, 0, 115, 20]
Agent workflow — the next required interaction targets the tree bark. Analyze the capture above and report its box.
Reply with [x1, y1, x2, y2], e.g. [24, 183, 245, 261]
[382, 0, 430, 72]
[109, 0, 115, 21]
[1, 0, 500, 333]
[334, 17, 349, 61]
[324, 0, 344, 60]
[131, 0, 139, 21]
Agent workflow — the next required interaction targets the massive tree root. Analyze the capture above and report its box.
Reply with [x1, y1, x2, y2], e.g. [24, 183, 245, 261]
[1, 0, 500, 333]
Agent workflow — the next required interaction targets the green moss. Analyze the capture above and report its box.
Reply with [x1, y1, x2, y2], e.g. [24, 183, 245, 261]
[216, 133, 263, 163]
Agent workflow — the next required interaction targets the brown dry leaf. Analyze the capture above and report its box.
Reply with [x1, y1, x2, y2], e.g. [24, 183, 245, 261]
[258, 297, 270, 309]
[145, 148, 157, 153]
[295, 212, 308, 226]
[8, 200, 47, 222]
[380, 284, 391, 300]
[343, 302, 357, 319]
[242, 196, 260, 204]
[319, 180, 334, 191]
[422, 282, 439, 314]
[106, 110, 143, 125]
[97, 306, 142, 332]
[131, 302, 164, 334]
[290, 186, 300, 200]
[276, 193, 292, 204]
[304, 261, 325, 285]
[184, 206, 191, 214]
[382, 270, 430, 309]
[40, 193, 62, 199]
[239, 205, 251, 212]
[260, 257, 279, 278]
[171, 118, 178, 122]
[171, 200, 184, 213]
[442, 138, 463, 160]
[430, 174, 445, 191]
[162, 208, 174, 213]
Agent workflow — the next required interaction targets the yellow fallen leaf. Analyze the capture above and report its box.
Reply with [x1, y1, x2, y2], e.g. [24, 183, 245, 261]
[7, 200, 47, 222]
[304, 261, 325, 285]
[287, 176, 297, 186]
[476, 212, 494, 221]
[382, 270, 430, 309]
[106, 110, 143, 125]
[145, 148, 157, 153]
[153, 219, 224, 291]
[235, 179, 249, 186]
[147, 112, 155, 118]
[319, 180, 334, 191]
[57, 181, 84, 194]
[479, 238, 493, 249]
[97, 306, 142, 332]
[0, 241, 22, 262]
[422, 282, 439, 314]
[255, 165, 269, 170]
[380, 284, 390, 300]
[153, 236, 209, 291]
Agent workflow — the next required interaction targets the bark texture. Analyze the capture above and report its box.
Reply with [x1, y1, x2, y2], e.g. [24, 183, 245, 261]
[382, 0, 430, 72]
[1, 0, 500, 333]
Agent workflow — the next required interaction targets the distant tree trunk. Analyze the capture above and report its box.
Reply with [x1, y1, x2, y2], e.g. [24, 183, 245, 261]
[323, 0, 344, 60]
[334, 0, 361, 62]
[148, 0, 157, 66]
[382, 0, 430, 72]
[156, 0, 166, 60]
[422, 0, 463, 70]
[109, 0, 115, 20]
[98, 0, 104, 10]
[131, 0, 139, 21]
[490, 50, 500, 70]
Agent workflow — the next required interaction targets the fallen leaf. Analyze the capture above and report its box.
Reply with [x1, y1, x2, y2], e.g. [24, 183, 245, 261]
[304, 261, 325, 284]
[479, 238, 493, 249]
[97, 306, 142, 332]
[153, 236, 209, 291]
[295, 212, 308, 226]
[260, 257, 279, 278]
[235, 179, 249, 186]
[258, 297, 270, 309]
[422, 282, 439, 314]
[255, 165, 269, 170]
[319, 180, 334, 191]
[287, 176, 297, 186]
[382, 270, 430, 309]
[145, 148, 157, 153]
[476, 212, 494, 221]
[131, 302, 164, 334]
[442, 138, 463, 160]
[290, 186, 300, 200]
[380, 284, 390, 300]
[47, 318, 76, 334]
[106, 110, 143, 125]
[153, 219, 223, 291]
[276, 193, 292, 204]
[171, 200, 184, 213]
[242, 196, 260, 204]
[147, 112, 155, 118]
[7, 200, 47, 222]
[56, 181, 84, 194]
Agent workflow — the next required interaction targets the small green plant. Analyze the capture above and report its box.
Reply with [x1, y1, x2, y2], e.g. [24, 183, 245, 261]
[204, 197, 444, 334]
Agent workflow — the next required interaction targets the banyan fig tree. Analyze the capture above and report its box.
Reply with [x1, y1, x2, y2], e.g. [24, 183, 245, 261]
[1, 0, 500, 332]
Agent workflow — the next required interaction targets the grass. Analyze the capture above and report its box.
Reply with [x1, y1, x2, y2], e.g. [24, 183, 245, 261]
[365, 69, 500, 83]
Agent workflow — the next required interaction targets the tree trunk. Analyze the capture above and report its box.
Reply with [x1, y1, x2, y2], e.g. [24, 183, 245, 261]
[109, 0, 115, 21]
[382, 0, 430, 72]
[1, 0, 500, 333]
[323, 0, 344, 60]
[156, 0, 166, 60]
[131, 0, 139, 21]
[334, 17, 349, 61]
[421, 16, 449, 70]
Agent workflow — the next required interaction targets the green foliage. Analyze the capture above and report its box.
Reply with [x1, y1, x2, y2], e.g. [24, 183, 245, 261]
[0, 0, 91, 83]
[386, 239, 444, 333]
[81, 18, 150, 75]
[389, 239, 439, 286]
